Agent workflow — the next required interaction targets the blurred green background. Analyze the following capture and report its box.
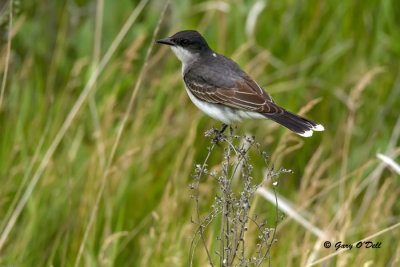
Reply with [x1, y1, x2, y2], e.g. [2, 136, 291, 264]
[1, 0, 399, 266]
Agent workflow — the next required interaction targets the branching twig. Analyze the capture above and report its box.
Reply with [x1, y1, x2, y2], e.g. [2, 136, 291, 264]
[190, 140, 216, 267]
[189, 127, 283, 266]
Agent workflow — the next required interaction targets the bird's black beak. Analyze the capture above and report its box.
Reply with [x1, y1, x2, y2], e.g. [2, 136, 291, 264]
[156, 37, 175, 46]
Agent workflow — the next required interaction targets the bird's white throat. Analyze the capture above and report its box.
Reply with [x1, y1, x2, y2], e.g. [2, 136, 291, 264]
[170, 46, 199, 65]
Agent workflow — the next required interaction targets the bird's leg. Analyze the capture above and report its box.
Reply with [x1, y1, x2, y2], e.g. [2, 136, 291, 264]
[213, 123, 228, 145]
[220, 123, 228, 134]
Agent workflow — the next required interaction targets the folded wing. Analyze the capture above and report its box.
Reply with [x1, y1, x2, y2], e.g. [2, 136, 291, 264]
[183, 67, 283, 114]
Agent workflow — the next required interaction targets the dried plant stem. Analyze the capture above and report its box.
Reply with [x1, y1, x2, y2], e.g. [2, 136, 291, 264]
[190, 128, 281, 266]
[258, 186, 278, 266]
[194, 143, 216, 266]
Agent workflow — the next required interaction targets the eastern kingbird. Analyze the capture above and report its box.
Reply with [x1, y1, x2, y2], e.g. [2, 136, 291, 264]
[157, 30, 324, 137]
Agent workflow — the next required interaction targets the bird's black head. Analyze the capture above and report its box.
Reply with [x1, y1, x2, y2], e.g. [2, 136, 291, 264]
[157, 30, 211, 53]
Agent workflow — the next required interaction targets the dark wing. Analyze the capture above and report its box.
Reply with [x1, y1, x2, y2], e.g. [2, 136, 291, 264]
[241, 75, 275, 104]
[183, 63, 283, 114]
[219, 54, 275, 103]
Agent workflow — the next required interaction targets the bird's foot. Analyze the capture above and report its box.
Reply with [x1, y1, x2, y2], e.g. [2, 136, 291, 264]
[212, 124, 228, 145]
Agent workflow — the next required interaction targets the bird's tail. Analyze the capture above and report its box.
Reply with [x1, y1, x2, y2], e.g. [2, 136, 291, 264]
[264, 109, 324, 137]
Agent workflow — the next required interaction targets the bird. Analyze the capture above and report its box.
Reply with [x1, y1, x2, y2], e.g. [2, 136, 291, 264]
[156, 30, 324, 137]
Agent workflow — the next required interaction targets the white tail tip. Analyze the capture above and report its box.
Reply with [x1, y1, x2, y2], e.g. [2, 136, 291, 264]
[298, 129, 313, 137]
[312, 124, 325, 131]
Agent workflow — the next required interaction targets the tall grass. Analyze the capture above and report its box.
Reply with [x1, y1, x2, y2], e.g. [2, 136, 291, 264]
[0, 0, 399, 266]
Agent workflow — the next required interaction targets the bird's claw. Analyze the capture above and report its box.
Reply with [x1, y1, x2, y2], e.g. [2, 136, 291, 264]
[212, 129, 225, 145]
[212, 124, 228, 145]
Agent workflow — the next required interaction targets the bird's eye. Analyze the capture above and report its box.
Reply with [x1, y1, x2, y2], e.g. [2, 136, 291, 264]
[181, 39, 189, 45]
